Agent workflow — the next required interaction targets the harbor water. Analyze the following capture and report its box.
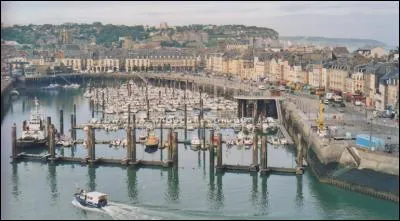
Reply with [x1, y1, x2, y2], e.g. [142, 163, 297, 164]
[1, 88, 399, 220]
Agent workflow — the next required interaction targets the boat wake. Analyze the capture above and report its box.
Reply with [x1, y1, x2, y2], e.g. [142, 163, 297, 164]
[72, 199, 162, 220]
[102, 202, 162, 220]
[73, 199, 244, 220]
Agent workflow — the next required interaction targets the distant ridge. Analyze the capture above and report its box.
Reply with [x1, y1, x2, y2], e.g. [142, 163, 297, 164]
[280, 36, 387, 51]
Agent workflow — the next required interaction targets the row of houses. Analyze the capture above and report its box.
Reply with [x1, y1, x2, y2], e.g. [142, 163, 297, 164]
[206, 50, 398, 111]
[6, 49, 199, 74]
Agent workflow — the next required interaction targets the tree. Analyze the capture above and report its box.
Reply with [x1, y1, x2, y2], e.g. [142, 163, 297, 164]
[149, 64, 153, 71]
[141, 64, 145, 72]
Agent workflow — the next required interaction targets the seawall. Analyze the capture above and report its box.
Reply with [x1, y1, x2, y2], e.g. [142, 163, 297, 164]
[281, 100, 399, 202]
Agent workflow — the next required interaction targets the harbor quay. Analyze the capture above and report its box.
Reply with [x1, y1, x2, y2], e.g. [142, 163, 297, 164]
[5, 72, 399, 203]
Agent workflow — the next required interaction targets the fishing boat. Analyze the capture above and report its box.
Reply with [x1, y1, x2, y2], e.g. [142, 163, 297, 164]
[73, 188, 108, 209]
[17, 97, 47, 148]
[145, 131, 159, 148]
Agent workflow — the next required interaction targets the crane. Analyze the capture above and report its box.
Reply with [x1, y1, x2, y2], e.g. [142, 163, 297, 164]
[316, 97, 325, 131]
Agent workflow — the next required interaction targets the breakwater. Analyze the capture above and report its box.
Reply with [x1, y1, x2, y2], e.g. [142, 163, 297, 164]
[281, 100, 399, 202]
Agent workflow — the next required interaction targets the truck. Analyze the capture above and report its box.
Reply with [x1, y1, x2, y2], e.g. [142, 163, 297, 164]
[325, 92, 334, 101]
[333, 95, 343, 103]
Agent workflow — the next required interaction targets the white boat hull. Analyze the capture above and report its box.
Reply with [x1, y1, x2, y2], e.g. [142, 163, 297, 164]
[72, 199, 107, 214]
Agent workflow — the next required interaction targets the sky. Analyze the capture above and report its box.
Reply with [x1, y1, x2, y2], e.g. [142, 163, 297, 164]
[1, 1, 399, 46]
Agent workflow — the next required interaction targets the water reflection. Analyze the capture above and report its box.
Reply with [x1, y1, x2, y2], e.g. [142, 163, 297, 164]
[197, 151, 201, 168]
[203, 151, 206, 177]
[48, 163, 58, 200]
[251, 173, 258, 208]
[215, 172, 224, 209]
[296, 175, 303, 208]
[260, 176, 269, 212]
[88, 165, 96, 191]
[127, 167, 138, 203]
[11, 162, 20, 200]
[165, 167, 180, 203]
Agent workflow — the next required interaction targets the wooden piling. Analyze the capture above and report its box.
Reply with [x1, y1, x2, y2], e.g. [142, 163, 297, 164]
[160, 119, 163, 148]
[168, 129, 173, 161]
[209, 129, 215, 166]
[296, 133, 303, 175]
[88, 125, 95, 163]
[47, 116, 51, 152]
[216, 133, 223, 170]
[200, 98, 203, 119]
[146, 99, 150, 120]
[128, 104, 131, 126]
[73, 114, 76, 139]
[91, 100, 94, 118]
[184, 103, 187, 140]
[59, 109, 64, 135]
[172, 81, 175, 98]
[12, 123, 17, 159]
[260, 135, 269, 175]
[49, 124, 56, 160]
[197, 115, 201, 138]
[127, 126, 132, 162]
[70, 114, 74, 139]
[132, 114, 136, 163]
[102, 92, 105, 120]
[172, 131, 178, 166]
[202, 119, 206, 148]
[251, 134, 259, 172]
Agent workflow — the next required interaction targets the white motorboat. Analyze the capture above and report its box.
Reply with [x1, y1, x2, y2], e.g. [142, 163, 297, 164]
[73, 188, 108, 209]
[280, 138, 288, 145]
[243, 136, 253, 146]
[191, 136, 201, 148]
[139, 131, 147, 143]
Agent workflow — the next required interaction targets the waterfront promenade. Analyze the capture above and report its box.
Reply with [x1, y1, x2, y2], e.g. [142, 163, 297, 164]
[24, 72, 252, 93]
